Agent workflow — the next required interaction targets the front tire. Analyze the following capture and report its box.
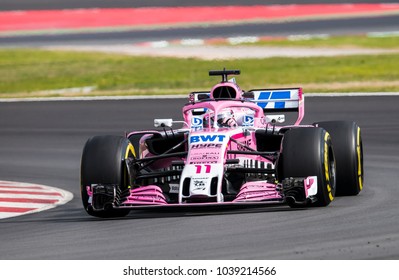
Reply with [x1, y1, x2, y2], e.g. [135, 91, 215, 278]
[80, 135, 134, 218]
[315, 121, 363, 196]
[278, 127, 336, 207]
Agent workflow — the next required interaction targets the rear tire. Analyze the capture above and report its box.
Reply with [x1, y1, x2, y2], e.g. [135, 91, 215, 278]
[315, 121, 363, 196]
[80, 135, 134, 218]
[278, 127, 336, 207]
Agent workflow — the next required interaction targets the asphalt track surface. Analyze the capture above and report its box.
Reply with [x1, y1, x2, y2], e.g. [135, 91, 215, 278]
[1, 1, 399, 47]
[0, 96, 398, 259]
[1, 15, 399, 47]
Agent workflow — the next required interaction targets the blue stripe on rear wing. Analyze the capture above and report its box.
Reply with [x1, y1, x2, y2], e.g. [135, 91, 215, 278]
[249, 88, 302, 111]
[249, 88, 304, 125]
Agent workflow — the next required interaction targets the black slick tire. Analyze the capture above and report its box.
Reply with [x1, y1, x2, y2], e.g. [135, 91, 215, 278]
[278, 127, 336, 207]
[315, 121, 363, 196]
[80, 135, 134, 218]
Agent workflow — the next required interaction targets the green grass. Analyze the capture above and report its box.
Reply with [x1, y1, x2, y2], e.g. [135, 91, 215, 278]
[234, 34, 399, 49]
[1, 42, 399, 98]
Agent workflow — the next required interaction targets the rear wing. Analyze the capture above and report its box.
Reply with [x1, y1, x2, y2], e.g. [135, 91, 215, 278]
[249, 88, 304, 125]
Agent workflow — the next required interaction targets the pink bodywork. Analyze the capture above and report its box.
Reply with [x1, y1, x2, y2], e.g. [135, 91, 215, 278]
[233, 181, 282, 202]
[123, 185, 168, 205]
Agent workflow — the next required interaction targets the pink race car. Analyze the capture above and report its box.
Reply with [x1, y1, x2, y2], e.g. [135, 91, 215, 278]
[80, 69, 363, 217]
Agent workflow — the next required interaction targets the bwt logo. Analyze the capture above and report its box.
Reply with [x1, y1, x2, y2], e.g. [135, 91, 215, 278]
[190, 135, 226, 143]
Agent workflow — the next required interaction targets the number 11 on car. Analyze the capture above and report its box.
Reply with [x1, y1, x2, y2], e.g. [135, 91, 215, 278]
[195, 165, 212, 174]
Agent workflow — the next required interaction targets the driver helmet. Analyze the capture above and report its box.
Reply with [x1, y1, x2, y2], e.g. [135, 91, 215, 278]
[216, 109, 237, 128]
[203, 109, 237, 128]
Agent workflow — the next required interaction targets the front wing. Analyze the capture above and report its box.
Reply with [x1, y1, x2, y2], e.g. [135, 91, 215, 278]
[85, 176, 318, 211]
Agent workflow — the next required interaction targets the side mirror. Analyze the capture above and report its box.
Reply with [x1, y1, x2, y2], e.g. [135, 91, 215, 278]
[265, 115, 285, 124]
[154, 119, 173, 127]
[197, 93, 210, 100]
[242, 91, 254, 99]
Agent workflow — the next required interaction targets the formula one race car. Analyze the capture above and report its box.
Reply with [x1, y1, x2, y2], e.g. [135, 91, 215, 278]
[80, 69, 364, 217]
